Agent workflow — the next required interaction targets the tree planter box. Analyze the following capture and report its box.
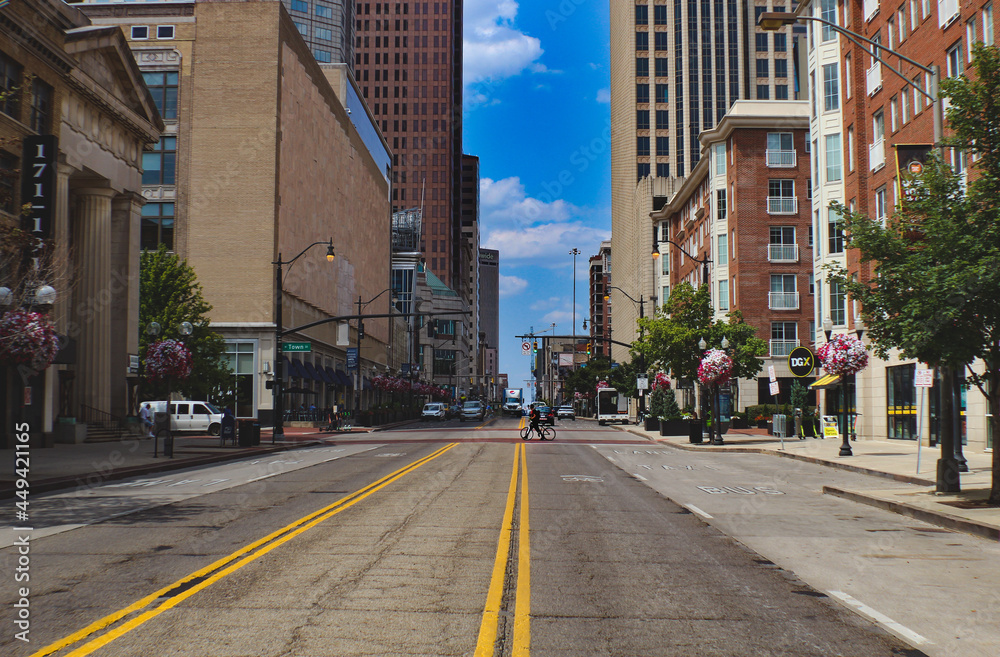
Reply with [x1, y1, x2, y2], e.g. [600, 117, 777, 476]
[644, 418, 659, 431]
[731, 417, 747, 430]
[756, 420, 769, 430]
[660, 419, 688, 436]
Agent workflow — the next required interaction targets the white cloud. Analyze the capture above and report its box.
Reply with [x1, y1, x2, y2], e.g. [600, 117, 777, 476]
[464, 1, 545, 101]
[498, 274, 529, 298]
[480, 176, 578, 229]
[596, 88, 610, 103]
[484, 222, 610, 262]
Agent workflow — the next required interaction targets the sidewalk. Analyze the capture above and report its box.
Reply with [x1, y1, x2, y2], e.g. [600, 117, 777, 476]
[0, 421, 416, 499]
[617, 423, 1000, 541]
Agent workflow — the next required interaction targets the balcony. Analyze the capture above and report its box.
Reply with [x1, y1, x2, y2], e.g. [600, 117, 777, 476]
[766, 197, 798, 215]
[768, 291, 800, 310]
[769, 339, 799, 357]
[765, 150, 796, 168]
[767, 243, 799, 263]
[869, 139, 885, 171]
[866, 61, 882, 96]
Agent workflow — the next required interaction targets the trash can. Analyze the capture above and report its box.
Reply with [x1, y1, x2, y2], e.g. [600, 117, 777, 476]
[238, 419, 253, 447]
[689, 419, 704, 444]
[251, 420, 260, 446]
[153, 411, 173, 457]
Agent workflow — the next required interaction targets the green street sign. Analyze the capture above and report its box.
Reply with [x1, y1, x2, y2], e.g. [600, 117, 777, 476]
[282, 342, 312, 352]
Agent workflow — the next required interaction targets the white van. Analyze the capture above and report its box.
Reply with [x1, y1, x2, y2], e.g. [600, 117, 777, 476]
[143, 401, 224, 435]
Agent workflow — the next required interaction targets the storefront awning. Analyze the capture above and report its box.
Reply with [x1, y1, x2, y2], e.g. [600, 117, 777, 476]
[810, 374, 842, 389]
[321, 366, 336, 384]
[336, 369, 353, 387]
[303, 361, 322, 381]
[290, 358, 308, 380]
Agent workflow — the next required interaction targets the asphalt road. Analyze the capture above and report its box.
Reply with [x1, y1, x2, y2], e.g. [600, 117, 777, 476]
[0, 418, 931, 656]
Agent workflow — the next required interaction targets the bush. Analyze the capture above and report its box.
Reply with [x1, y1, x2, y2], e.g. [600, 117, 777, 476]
[661, 389, 682, 420]
[649, 388, 667, 419]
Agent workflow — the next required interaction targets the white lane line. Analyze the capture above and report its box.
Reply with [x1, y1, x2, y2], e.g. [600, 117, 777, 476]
[827, 591, 931, 647]
[685, 504, 713, 520]
[246, 472, 282, 483]
[632, 473, 648, 481]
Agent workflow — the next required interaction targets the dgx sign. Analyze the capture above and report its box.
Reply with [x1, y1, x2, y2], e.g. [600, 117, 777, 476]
[787, 346, 816, 378]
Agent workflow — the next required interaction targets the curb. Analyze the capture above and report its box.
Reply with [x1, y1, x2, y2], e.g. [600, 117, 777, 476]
[824, 485, 1000, 541]
[618, 425, 935, 486]
[1, 440, 322, 500]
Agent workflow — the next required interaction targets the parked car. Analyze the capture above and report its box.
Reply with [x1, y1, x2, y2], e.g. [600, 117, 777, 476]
[460, 400, 485, 422]
[535, 405, 556, 425]
[144, 401, 223, 435]
[556, 405, 576, 420]
[421, 403, 446, 420]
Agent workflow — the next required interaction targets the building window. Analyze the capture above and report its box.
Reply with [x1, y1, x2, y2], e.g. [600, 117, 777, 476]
[0, 151, 17, 214]
[769, 226, 797, 262]
[774, 33, 787, 52]
[433, 349, 456, 376]
[156, 25, 175, 40]
[821, 0, 838, 41]
[656, 163, 670, 177]
[655, 83, 669, 102]
[29, 78, 53, 134]
[756, 33, 769, 52]
[142, 71, 179, 120]
[829, 280, 846, 325]
[766, 132, 795, 167]
[314, 49, 332, 62]
[0, 52, 21, 119]
[655, 109, 669, 129]
[654, 32, 669, 51]
[775, 59, 788, 78]
[946, 42, 962, 77]
[637, 163, 650, 180]
[635, 4, 648, 24]
[757, 84, 770, 99]
[141, 202, 174, 251]
[223, 342, 256, 418]
[828, 208, 845, 253]
[771, 322, 798, 356]
[875, 186, 887, 224]
[825, 133, 842, 182]
[823, 63, 839, 111]
[295, 21, 309, 36]
[756, 59, 769, 78]
[636, 83, 649, 103]
[717, 233, 728, 265]
[636, 110, 649, 129]
[142, 137, 176, 185]
[716, 188, 727, 221]
[770, 275, 799, 310]
[655, 58, 669, 77]
[131, 25, 149, 40]
[636, 31, 649, 51]
[654, 4, 668, 24]
[886, 364, 918, 440]
[315, 27, 334, 41]
[656, 136, 670, 156]
[291, 0, 309, 12]
[985, 4, 995, 46]
[637, 136, 650, 156]
[718, 280, 729, 311]
[775, 85, 789, 100]
[767, 179, 796, 214]
[636, 58, 649, 76]
[713, 142, 726, 175]
[316, 4, 334, 19]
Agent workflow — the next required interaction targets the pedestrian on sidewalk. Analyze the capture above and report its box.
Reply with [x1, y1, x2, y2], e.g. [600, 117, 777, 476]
[139, 403, 154, 438]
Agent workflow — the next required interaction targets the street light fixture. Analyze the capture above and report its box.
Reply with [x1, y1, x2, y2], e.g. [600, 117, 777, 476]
[145, 320, 193, 457]
[272, 238, 336, 442]
[757, 12, 943, 154]
[569, 248, 581, 338]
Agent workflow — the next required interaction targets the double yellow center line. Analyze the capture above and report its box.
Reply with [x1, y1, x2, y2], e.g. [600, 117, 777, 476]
[475, 443, 531, 656]
[33, 443, 458, 657]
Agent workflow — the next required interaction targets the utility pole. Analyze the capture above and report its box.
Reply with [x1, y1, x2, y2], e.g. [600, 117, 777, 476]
[569, 248, 580, 338]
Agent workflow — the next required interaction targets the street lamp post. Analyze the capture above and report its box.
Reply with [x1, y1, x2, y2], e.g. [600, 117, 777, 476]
[353, 288, 398, 416]
[146, 320, 192, 458]
[569, 248, 581, 338]
[605, 286, 647, 416]
[273, 239, 335, 442]
[757, 12, 943, 157]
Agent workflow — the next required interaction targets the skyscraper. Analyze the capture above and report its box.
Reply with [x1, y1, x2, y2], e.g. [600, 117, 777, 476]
[354, 1, 463, 289]
[280, 0, 355, 64]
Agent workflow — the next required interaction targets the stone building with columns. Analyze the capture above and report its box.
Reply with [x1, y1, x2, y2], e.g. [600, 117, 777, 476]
[0, 0, 162, 445]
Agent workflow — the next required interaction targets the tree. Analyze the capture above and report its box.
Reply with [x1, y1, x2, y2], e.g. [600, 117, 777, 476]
[139, 245, 231, 405]
[826, 44, 1000, 499]
[635, 282, 767, 411]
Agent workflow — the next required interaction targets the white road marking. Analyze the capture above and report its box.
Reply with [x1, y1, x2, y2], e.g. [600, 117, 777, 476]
[684, 504, 713, 520]
[827, 591, 931, 646]
[246, 472, 282, 483]
[632, 473, 648, 481]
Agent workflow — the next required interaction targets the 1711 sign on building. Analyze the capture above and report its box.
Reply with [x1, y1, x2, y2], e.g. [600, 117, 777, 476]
[21, 135, 58, 244]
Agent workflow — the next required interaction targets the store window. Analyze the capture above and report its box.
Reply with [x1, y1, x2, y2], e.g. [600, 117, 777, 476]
[887, 364, 917, 440]
[223, 342, 256, 418]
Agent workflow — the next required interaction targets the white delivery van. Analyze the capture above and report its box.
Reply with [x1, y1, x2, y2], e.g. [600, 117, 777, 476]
[144, 401, 224, 435]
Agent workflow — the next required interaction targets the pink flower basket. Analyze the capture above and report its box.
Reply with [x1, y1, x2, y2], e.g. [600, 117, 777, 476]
[0, 309, 60, 369]
[698, 349, 733, 386]
[652, 372, 671, 390]
[816, 334, 868, 376]
[145, 339, 193, 381]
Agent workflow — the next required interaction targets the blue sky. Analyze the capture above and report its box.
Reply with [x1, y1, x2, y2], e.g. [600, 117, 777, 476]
[462, 0, 612, 397]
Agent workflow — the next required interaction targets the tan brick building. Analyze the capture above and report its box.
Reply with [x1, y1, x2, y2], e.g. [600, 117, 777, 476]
[81, 0, 394, 422]
[1, 0, 162, 444]
[651, 101, 814, 410]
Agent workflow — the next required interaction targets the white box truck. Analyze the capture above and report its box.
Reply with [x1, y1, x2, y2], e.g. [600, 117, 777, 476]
[596, 387, 630, 425]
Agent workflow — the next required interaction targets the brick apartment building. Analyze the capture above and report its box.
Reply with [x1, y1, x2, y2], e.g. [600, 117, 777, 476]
[588, 241, 612, 359]
[80, 0, 395, 422]
[0, 0, 162, 444]
[651, 100, 814, 409]
[799, 0, 995, 449]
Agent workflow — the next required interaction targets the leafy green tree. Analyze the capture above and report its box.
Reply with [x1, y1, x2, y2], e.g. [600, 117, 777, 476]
[139, 245, 231, 405]
[826, 43, 1000, 499]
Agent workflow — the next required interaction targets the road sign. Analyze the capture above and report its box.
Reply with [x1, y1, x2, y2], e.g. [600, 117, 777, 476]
[521, 341, 531, 355]
[787, 346, 816, 377]
[915, 368, 935, 387]
[636, 374, 648, 390]
[768, 366, 777, 383]
[769, 381, 780, 396]
[282, 342, 312, 352]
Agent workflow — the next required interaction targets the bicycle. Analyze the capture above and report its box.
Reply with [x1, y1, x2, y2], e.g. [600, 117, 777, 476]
[520, 424, 555, 441]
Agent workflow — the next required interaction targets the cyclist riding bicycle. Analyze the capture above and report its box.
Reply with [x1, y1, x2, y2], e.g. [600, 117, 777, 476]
[528, 406, 541, 436]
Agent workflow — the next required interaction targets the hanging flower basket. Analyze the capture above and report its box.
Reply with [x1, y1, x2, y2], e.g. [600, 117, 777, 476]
[145, 339, 192, 381]
[816, 334, 868, 376]
[596, 379, 609, 392]
[651, 372, 671, 390]
[0, 309, 60, 370]
[697, 349, 733, 386]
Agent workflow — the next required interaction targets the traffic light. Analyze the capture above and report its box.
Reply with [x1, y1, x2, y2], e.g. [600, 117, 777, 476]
[532, 340, 538, 353]
[586, 342, 592, 356]
[427, 319, 436, 338]
[358, 322, 365, 340]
